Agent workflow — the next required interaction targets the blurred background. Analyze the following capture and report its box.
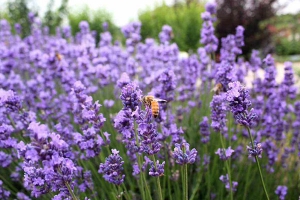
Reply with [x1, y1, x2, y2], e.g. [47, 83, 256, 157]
[0, 0, 300, 59]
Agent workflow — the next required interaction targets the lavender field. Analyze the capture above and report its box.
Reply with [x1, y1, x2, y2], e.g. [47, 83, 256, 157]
[0, 2, 299, 200]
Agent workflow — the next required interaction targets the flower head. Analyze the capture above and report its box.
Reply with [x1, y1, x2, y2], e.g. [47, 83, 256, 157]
[219, 174, 238, 192]
[149, 160, 165, 177]
[172, 143, 198, 165]
[215, 146, 234, 160]
[275, 185, 288, 200]
[120, 82, 142, 111]
[247, 141, 263, 158]
[98, 149, 125, 185]
[199, 117, 210, 143]
[210, 94, 227, 132]
[226, 81, 256, 126]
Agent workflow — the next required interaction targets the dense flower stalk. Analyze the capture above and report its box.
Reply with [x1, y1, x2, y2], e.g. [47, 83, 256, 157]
[226, 81, 257, 127]
[247, 141, 263, 158]
[172, 142, 197, 165]
[210, 94, 227, 133]
[200, 12, 218, 53]
[98, 149, 125, 185]
[279, 61, 297, 100]
[199, 116, 210, 143]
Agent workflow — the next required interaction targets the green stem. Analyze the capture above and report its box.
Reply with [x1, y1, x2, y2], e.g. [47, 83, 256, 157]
[246, 126, 270, 200]
[242, 160, 252, 200]
[0, 175, 18, 194]
[184, 164, 188, 200]
[134, 120, 151, 200]
[219, 133, 233, 200]
[57, 167, 79, 200]
[151, 155, 163, 200]
[65, 180, 79, 200]
[121, 183, 131, 200]
[137, 155, 146, 200]
[181, 168, 185, 200]
[190, 169, 203, 200]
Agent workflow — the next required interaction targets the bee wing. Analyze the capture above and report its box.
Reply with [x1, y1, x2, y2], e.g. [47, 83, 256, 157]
[153, 98, 167, 103]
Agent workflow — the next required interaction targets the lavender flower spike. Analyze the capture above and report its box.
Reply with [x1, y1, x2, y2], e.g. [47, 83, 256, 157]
[199, 116, 210, 143]
[98, 149, 125, 185]
[215, 146, 234, 160]
[149, 160, 165, 177]
[247, 141, 263, 158]
[219, 174, 238, 192]
[275, 185, 288, 200]
[172, 142, 198, 165]
[226, 81, 257, 127]
[0, 180, 10, 200]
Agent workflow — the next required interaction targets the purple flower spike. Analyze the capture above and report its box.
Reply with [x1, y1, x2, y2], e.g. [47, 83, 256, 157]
[279, 62, 297, 99]
[226, 81, 257, 126]
[205, 2, 217, 15]
[199, 117, 210, 144]
[275, 185, 288, 200]
[149, 160, 165, 177]
[172, 143, 198, 165]
[159, 25, 173, 44]
[138, 120, 161, 155]
[0, 180, 10, 200]
[247, 141, 263, 158]
[0, 89, 22, 112]
[98, 149, 125, 185]
[210, 94, 227, 132]
[235, 26, 245, 48]
[120, 82, 142, 111]
[219, 174, 238, 192]
[16, 192, 31, 200]
[215, 146, 234, 160]
[249, 50, 262, 72]
[117, 73, 131, 89]
[200, 12, 218, 53]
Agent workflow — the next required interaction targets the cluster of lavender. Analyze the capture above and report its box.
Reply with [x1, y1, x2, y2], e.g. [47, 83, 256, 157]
[0, 2, 298, 199]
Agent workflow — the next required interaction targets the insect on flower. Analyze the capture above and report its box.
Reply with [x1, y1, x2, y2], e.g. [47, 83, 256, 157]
[141, 95, 167, 118]
[211, 83, 224, 95]
[55, 52, 63, 61]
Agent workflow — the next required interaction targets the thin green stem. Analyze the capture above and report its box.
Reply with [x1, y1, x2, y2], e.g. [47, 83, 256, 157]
[190, 169, 203, 200]
[219, 133, 233, 200]
[246, 126, 270, 200]
[134, 121, 151, 200]
[121, 183, 131, 200]
[184, 164, 188, 200]
[65, 180, 79, 200]
[137, 155, 146, 200]
[242, 160, 252, 200]
[181, 167, 185, 200]
[57, 167, 79, 200]
[0, 174, 18, 194]
[151, 155, 163, 200]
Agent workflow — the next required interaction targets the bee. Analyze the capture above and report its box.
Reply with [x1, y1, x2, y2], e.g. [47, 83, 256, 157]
[55, 52, 63, 61]
[211, 83, 224, 95]
[141, 95, 167, 118]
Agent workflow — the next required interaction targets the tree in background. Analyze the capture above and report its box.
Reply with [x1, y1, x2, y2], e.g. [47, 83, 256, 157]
[216, 0, 278, 57]
[5, 0, 68, 37]
[43, 0, 69, 35]
[68, 6, 121, 44]
[7, 0, 33, 37]
[263, 13, 300, 56]
[138, 2, 205, 52]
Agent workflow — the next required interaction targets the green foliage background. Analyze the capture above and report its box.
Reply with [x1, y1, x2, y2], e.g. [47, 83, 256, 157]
[68, 6, 122, 44]
[138, 2, 205, 52]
